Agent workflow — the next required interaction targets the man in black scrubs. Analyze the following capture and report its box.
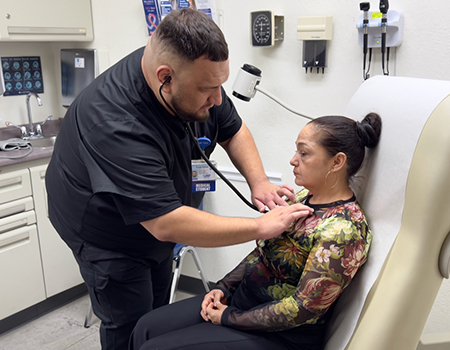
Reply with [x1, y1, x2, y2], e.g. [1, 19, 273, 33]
[46, 8, 312, 350]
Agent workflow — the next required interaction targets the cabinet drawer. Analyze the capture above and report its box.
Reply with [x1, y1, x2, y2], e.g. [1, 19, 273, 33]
[0, 197, 34, 220]
[0, 224, 46, 319]
[0, 169, 32, 205]
[0, 209, 36, 234]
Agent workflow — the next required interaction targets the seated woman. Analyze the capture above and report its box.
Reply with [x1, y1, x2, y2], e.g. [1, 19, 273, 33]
[130, 113, 382, 350]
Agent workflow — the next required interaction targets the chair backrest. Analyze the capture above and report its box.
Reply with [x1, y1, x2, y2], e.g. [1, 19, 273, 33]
[324, 76, 450, 350]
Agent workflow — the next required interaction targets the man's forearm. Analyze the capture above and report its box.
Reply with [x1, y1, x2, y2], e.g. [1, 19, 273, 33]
[141, 203, 313, 247]
[141, 206, 260, 247]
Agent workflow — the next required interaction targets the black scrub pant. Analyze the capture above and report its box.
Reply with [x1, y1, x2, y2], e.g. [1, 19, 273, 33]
[130, 295, 290, 350]
[74, 241, 173, 350]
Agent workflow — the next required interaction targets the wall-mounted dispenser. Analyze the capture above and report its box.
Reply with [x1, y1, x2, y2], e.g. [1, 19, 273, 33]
[297, 16, 333, 74]
[61, 49, 98, 107]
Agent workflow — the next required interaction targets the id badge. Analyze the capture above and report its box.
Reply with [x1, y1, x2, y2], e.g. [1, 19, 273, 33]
[192, 159, 217, 192]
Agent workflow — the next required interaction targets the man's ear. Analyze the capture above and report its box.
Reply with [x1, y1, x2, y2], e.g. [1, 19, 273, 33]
[156, 65, 173, 91]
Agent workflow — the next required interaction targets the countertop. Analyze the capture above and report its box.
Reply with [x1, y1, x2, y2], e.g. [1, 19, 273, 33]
[0, 119, 62, 168]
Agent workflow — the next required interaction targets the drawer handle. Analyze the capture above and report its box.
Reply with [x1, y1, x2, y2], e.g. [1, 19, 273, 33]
[0, 218, 29, 234]
[0, 204, 26, 219]
[0, 230, 30, 251]
[0, 176, 22, 192]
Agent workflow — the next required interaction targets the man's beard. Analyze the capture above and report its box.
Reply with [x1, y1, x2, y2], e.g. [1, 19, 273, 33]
[171, 92, 210, 123]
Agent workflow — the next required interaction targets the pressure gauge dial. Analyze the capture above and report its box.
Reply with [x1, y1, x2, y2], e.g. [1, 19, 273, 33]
[251, 11, 274, 47]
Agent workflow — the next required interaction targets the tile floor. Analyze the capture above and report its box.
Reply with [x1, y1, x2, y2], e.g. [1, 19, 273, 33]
[0, 292, 194, 350]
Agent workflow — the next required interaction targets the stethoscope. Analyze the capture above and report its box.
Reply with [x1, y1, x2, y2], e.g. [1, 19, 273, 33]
[159, 77, 263, 213]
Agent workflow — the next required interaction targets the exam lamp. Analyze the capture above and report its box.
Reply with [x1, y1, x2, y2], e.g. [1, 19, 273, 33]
[232, 64, 313, 120]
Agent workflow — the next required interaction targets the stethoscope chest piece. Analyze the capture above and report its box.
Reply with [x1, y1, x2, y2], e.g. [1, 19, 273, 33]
[197, 137, 211, 150]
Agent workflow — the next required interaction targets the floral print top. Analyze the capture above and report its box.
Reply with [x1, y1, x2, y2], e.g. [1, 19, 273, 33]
[218, 188, 372, 333]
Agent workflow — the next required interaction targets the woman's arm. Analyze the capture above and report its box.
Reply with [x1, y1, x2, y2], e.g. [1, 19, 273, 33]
[219, 219, 370, 332]
[215, 247, 260, 297]
[200, 247, 260, 321]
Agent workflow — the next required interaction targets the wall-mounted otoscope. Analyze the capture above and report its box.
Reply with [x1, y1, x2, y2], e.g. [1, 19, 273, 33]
[360, 2, 372, 80]
[380, 0, 390, 75]
[232, 64, 313, 120]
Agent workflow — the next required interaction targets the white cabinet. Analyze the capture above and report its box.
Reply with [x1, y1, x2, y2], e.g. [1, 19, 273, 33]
[0, 162, 83, 321]
[0, 0, 93, 42]
[29, 164, 83, 297]
[0, 169, 46, 320]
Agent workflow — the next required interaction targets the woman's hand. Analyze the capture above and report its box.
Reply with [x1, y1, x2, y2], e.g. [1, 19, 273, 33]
[206, 301, 228, 325]
[200, 289, 227, 322]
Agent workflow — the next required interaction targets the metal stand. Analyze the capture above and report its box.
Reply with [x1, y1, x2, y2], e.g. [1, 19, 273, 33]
[169, 245, 210, 304]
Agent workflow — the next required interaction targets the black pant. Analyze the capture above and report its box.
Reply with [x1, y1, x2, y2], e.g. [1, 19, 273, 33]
[130, 295, 290, 350]
[74, 241, 173, 350]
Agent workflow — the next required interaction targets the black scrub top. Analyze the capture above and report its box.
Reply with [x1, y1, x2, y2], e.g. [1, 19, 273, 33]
[46, 47, 242, 259]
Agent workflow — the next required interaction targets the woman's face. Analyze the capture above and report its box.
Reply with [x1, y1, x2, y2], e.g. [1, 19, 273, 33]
[290, 124, 334, 190]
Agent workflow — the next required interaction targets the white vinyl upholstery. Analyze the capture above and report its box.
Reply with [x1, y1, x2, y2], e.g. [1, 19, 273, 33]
[324, 76, 450, 350]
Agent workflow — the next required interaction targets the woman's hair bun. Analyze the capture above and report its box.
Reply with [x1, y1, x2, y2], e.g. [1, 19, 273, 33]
[356, 112, 382, 148]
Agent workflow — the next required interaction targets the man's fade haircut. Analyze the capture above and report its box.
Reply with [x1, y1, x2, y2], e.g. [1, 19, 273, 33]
[153, 8, 228, 62]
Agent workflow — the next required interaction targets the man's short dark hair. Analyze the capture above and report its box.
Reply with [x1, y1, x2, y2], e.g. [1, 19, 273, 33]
[153, 8, 228, 62]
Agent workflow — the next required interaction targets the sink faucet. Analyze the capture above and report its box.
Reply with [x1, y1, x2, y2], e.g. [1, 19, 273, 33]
[26, 92, 42, 137]
[4, 93, 52, 139]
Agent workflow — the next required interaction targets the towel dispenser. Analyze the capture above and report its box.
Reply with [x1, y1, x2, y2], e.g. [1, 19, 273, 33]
[61, 49, 98, 108]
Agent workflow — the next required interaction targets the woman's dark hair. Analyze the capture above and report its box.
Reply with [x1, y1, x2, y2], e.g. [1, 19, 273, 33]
[309, 113, 382, 178]
[153, 8, 228, 62]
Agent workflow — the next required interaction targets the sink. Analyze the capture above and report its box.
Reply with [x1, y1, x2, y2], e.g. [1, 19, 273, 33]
[29, 135, 57, 148]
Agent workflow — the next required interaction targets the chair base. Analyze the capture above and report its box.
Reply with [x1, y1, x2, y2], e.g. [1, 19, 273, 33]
[169, 245, 210, 303]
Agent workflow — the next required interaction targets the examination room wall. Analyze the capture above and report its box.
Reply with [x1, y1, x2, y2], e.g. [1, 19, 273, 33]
[0, 0, 448, 341]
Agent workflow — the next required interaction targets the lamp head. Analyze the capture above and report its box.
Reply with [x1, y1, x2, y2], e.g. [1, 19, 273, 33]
[232, 64, 262, 102]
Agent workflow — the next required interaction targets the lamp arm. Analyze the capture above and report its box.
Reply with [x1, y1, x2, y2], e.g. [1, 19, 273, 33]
[254, 85, 314, 120]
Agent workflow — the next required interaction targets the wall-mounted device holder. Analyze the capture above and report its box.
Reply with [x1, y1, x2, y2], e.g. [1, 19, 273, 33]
[297, 16, 333, 74]
[61, 49, 98, 107]
[251, 10, 284, 47]
[356, 9, 403, 49]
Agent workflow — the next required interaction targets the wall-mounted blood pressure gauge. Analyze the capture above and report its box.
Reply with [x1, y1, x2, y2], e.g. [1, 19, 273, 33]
[251, 10, 284, 47]
[251, 11, 272, 46]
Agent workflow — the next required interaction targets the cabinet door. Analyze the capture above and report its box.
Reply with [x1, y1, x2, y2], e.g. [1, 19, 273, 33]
[0, 0, 93, 42]
[29, 164, 83, 298]
[0, 224, 46, 319]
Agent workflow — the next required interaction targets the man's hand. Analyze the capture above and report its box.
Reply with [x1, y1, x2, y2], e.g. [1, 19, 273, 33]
[251, 181, 296, 212]
[256, 203, 313, 240]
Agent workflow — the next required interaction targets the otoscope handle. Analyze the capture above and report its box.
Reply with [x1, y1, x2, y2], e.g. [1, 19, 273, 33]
[363, 34, 368, 55]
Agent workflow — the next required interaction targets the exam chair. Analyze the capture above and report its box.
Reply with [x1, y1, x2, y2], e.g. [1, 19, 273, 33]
[323, 76, 450, 350]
